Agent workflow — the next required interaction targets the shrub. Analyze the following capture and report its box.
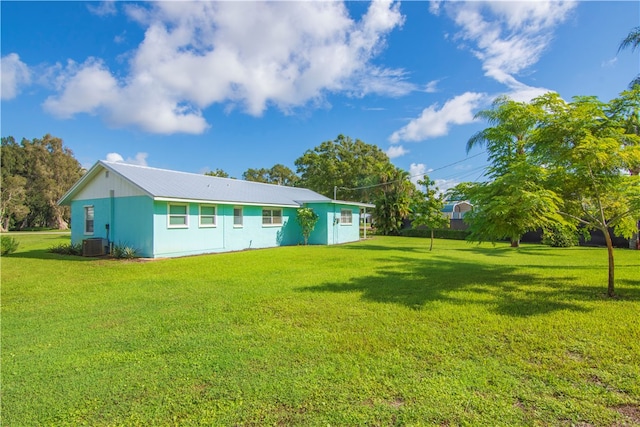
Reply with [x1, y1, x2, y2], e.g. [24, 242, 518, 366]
[542, 225, 579, 247]
[1, 236, 20, 256]
[49, 242, 83, 256]
[112, 243, 138, 259]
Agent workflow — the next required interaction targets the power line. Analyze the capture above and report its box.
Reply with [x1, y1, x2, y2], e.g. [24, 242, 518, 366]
[337, 151, 487, 192]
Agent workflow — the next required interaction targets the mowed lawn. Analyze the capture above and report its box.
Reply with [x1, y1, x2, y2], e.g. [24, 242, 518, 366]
[2, 234, 639, 426]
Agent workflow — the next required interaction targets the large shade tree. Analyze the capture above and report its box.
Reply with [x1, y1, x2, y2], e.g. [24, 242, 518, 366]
[1, 135, 83, 230]
[295, 134, 393, 202]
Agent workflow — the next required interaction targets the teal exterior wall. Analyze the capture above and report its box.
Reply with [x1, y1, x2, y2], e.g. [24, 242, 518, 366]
[151, 202, 305, 258]
[305, 203, 361, 245]
[70, 195, 154, 257]
[71, 197, 362, 258]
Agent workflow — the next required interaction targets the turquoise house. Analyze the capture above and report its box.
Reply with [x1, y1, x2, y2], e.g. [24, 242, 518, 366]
[58, 161, 373, 258]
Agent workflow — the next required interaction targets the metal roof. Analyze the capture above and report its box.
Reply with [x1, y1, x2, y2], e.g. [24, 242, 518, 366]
[60, 161, 334, 207]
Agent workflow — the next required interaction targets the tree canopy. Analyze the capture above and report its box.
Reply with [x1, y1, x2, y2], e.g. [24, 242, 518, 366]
[410, 177, 449, 251]
[532, 90, 640, 296]
[295, 134, 393, 202]
[243, 164, 298, 186]
[1, 135, 83, 231]
[456, 89, 640, 296]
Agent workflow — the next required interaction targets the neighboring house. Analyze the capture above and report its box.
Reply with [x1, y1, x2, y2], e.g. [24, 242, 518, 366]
[442, 201, 472, 220]
[58, 161, 373, 258]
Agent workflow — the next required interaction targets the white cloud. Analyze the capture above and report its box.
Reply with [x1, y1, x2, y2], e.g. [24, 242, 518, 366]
[389, 92, 485, 143]
[44, 1, 409, 134]
[424, 79, 440, 93]
[386, 145, 409, 158]
[87, 1, 117, 17]
[409, 162, 427, 187]
[390, 1, 575, 144]
[106, 152, 148, 166]
[1, 53, 31, 100]
[442, 1, 577, 93]
[434, 178, 460, 194]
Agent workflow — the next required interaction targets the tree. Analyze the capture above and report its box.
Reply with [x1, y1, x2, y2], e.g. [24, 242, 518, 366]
[295, 134, 392, 202]
[618, 26, 640, 88]
[1, 137, 28, 231]
[205, 168, 230, 178]
[533, 91, 640, 297]
[372, 168, 415, 235]
[296, 207, 319, 245]
[410, 177, 449, 251]
[462, 97, 563, 247]
[21, 135, 83, 229]
[243, 164, 299, 186]
[453, 160, 566, 247]
[0, 175, 28, 231]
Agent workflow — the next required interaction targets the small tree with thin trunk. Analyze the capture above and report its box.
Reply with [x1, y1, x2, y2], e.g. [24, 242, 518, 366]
[296, 207, 319, 245]
[411, 177, 449, 251]
[533, 91, 640, 297]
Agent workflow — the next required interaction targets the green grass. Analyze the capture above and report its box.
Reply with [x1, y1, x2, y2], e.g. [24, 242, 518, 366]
[2, 234, 639, 426]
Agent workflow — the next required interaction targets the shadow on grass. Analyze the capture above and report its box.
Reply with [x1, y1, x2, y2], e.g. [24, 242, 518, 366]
[296, 254, 636, 316]
[5, 249, 98, 262]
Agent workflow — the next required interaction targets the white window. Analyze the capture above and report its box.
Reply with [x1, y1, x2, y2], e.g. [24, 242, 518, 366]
[234, 207, 243, 227]
[340, 209, 353, 225]
[199, 205, 217, 227]
[84, 206, 94, 234]
[262, 208, 283, 226]
[168, 203, 188, 228]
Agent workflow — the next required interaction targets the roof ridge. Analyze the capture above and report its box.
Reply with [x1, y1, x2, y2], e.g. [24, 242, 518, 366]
[101, 160, 304, 190]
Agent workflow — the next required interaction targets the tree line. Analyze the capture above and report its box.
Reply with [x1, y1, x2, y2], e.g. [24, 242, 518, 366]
[0, 132, 426, 236]
[1, 135, 83, 231]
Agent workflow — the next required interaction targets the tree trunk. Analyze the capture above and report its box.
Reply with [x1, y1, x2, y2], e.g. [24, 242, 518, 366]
[429, 229, 434, 251]
[510, 237, 520, 247]
[603, 228, 616, 297]
[49, 205, 69, 230]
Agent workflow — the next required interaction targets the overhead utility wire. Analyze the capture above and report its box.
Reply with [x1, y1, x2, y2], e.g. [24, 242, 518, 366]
[336, 151, 486, 193]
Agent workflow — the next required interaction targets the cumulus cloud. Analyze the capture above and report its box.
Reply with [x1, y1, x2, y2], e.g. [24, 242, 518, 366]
[43, 1, 409, 134]
[106, 152, 148, 166]
[443, 1, 576, 95]
[1, 53, 31, 100]
[389, 92, 485, 143]
[409, 162, 429, 187]
[386, 144, 409, 159]
[389, 1, 575, 143]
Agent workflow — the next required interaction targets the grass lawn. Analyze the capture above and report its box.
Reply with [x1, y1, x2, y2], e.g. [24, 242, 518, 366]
[2, 234, 639, 426]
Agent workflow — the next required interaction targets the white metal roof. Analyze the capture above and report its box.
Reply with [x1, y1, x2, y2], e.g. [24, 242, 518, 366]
[59, 161, 338, 207]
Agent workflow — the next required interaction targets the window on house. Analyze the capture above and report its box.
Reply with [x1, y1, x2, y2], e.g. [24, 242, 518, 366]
[199, 205, 216, 227]
[234, 207, 243, 227]
[340, 209, 353, 225]
[84, 206, 94, 234]
[168, 203, 188, 228]
[262, 208, 282, 226]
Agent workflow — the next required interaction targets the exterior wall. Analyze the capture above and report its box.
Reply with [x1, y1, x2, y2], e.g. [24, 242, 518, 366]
[151, 202, 305, 258]
[306, 203, 360, 245]
[75, 169, 147, 199]
[70, 195, 154, 257]
[67, 166, 365, 257]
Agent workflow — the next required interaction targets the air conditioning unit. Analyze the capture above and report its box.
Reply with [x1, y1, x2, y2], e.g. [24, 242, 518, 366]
[83, 238, 108, 257]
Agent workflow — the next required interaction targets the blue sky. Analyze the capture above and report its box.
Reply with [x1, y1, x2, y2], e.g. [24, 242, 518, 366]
[2, 1, 638, 192]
